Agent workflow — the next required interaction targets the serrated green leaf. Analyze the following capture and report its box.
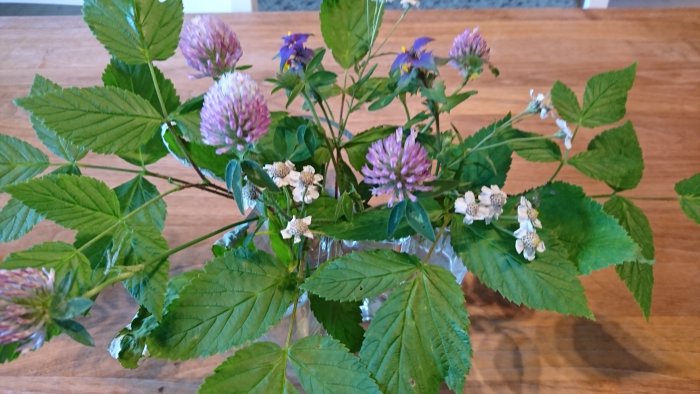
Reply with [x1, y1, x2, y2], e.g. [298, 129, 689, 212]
[162, 128, 235, 180]
[569, 121, 643, 190]
[550, 80, 581, 124]
[2, 242, 92, 296]
[451, 219, 593, 318]
[506, 130, 562, 163]
[118, 222, 170, 319]
[439, 115, 512, 188]
[114, 175, 166, 231]
[318, 198, 442, 241]
[603, 196, 654, 319]
[320, 0, 382, 69]
[7, 174, 121, 234]
[149, 250, 296, 359]
[580, 63, 636, 127]
[309, 295, 364, 353]
[0, 344, 20, 364]
[675, 174, 700, 224]
[360, 264, 471, 393]
[83, 0, 183, 64]
[109, 307, 158, 369]
[16, 86, 163, 154]
[290, 335, 381, 394]
[29, 75, 88, 162]
[303, 250, 421, 302]
[344, 125, 396, 172]
[199, 342, 296, 394]
[0, 134, 48, 188]
[0, 198, 43, 243]
[533, 182, 638, 274]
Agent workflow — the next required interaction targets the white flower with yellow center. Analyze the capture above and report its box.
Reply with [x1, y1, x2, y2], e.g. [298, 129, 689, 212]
[289, 165, 323, 204]
[263, 161, 296, 187]
[514, 225, 546, 261]
[555, 118, 573, 150]
[478, 185, 507, 224]
[454, 191, 488, 224]
[281, 216, 313, 244]
[517, 196, 542, 231]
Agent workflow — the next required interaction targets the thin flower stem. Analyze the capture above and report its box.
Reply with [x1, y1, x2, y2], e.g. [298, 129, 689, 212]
[547, 124, 578, 183]
[82, 267, 144, 299]
[146, 59, 211, 186]
[624, 196, 677, 201]
[470, 111, 530, 152]
[424, 215, 451, 262]
[78, 184, 191, 253]
[400, 95, 411, 122]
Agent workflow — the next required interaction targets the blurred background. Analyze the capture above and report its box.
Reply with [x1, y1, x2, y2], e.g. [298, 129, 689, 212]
[1, 0, 699, 15]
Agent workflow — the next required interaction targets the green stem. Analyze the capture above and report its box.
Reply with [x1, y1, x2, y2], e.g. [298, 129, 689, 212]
[471, 135, 555, 153]
[78, 185, 189, 253]
[82, 265, 144, 299]
[424, 215, 451, 262]
[547, 124, 578, 183]
[400, 95, 411, 122]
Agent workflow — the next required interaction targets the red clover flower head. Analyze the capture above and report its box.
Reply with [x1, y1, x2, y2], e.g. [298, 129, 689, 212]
[362, 128, 434, 206]
[179, 15, 243, 79]
[449, 27, 491, 79]
[0, 268, 55, 353]
[200, 72, 271, 154]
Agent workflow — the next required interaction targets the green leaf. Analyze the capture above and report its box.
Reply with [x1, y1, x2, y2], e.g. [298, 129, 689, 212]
[54, 319, 94, 347]
[162, 129, 235, 180]
[441, 90, 478, 113]
[109, 307, 158, 369]
[102, 58, 180, 113]
[242, 160, 279, 191]
[149, 250, 296, 359]
[580, 63, 636, 127]
[114, 175, 167, 231]
[29, 75, 88, 163]
[290, 335, 381, 394]
[0, 344, 20, 364]
[199, 342, 295, 394]
[439, 115, 512, 188]
[675, 174, 700, 224]
[319, 199, 442, 241]
[387, 200, 407, 238]
[16, 86, 163, 154]
[603, 196, 654, 319]
[550, 80, 581, 124]
[506, 130, 562, 163]
[83, 0, 183, 64]
[122, 222, 170, 319]
[344, 125, 396, 172]
[405, 200, 436, 242]
[0, 198, 43, 243]
[0, 134, 48, 189]
[533, 182, 638, 274]
[569, 121, 643, 190]
[225, 160, 245, 215]
[309, 295, 364, 353]
[6, 174, 121, 234]
[320, 0, 382, 69]
[2, 242, 92, 296]
[303, 250, 422, 301]
[360, 265, 472, 393]
[451, 219, 593, 318]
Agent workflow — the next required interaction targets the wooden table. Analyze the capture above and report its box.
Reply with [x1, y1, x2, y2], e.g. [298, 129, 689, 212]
[1, 8, 699, 393]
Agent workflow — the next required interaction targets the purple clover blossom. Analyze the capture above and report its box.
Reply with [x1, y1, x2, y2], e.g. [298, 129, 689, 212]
[391, 37, 436, 82]
[448, 27, 491, 79]
[0, 268, 54, 353]
[362, 128, 434, 206]
[200, 72, 271, 153]
[179, 15, 243, 79]
[279, 32, 314, 73]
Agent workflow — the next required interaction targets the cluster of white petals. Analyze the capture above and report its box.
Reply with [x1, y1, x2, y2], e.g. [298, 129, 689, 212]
[529, 89, 552, 119]
[555, 118, 574, 151]
[514, 197, 546, 261]
[281, 216, 313, 244]
[289, 165, 324, 204]
[454, 185, 507, 225]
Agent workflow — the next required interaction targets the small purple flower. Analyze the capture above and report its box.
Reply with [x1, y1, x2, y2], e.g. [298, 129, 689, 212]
[279, 32, 314, 73]
[0, 268, 54, 353]
[448, 27, 491, 79]
[362, 128, 434, 206]
[200, 72, 271, 153]
[179, 16, 243, 79]
[391, 37, 436, 82]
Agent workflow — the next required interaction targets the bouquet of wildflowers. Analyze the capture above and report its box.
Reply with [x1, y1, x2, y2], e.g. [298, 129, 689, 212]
[2, 0, 700, 392]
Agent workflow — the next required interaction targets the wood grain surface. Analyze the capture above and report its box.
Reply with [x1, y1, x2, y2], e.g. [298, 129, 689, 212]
[1, 8, 699, 394]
